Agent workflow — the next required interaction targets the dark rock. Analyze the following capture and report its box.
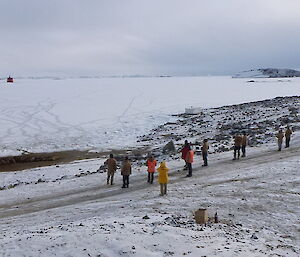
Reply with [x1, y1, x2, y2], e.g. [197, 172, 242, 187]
[163, 141, 176, 153]
[251, 234, 258, 240]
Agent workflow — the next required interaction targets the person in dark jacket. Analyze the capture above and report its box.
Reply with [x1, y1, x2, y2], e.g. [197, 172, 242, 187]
[201, 139, 209, 166]
[241, 132, 248, 157]
[104, 154, 117, 185]
[276, 129, 284, 151]
[285, 126, 292, 148]
[233, 134, 243, 160]
[121, 157, 131, 188]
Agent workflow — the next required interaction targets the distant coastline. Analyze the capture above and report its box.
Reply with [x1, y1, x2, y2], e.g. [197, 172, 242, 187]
[233, 68, 300, 78]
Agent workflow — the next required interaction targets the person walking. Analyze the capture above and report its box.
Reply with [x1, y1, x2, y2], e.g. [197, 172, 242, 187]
[285, 126, 292, 148]
[121, 157, 131, 188]
[157, 162, 169, 196]
[104, 154, 117, 185]
[241, 132, 248, 157]
[181, 140, 190, 170]
[276, 129, 284, 151]
[185, 146, 194, 177]
[233, 134, 243, 160]
[201, 139, 209, 166]
[146, 155, 157, 184]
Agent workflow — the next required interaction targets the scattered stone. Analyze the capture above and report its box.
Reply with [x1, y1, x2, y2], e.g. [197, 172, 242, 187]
[251, 234, 258, 240]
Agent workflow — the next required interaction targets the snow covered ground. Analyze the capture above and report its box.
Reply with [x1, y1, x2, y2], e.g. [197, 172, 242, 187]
[0, 76, 299, 256]
[0, 140, 299, 256]
[1, 76, 300, 156]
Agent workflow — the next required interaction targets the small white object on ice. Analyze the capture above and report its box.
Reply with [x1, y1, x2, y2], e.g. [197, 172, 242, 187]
[185, 106, 202, 114]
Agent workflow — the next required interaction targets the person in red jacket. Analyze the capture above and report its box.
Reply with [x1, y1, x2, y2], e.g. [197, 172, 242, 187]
[180, 140, 190, 170]
[146, 155, 157, 184]
[185, 146, 194, 177]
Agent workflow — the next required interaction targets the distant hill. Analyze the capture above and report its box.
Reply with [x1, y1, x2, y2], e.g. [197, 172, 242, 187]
[233, 68, 300, 78]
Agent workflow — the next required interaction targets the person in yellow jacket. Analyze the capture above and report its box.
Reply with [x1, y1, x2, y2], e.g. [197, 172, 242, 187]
[157, 162, 169, 196]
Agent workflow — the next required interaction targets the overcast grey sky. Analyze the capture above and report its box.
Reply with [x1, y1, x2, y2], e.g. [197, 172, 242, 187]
[1, 0, 299, 76]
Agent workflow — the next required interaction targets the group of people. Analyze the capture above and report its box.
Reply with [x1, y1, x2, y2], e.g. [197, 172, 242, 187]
[180, 139, 209, 177]
[104, 154, 132, 188]
[232, 131, 248, 160]
[276, 126, 293, 151]
[103, 126, 293, 196]
[230, 126, 292, 160]
[104, 153, 169, 196]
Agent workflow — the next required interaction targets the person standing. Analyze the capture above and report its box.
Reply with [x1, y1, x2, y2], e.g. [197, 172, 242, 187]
[146, 155, 157, 184]
[104, 154, 117, 185]
[157, 162, 169, 196]
[185, 146, 194, 177]
[285, 126, 292, 148]
[181, 140, 190, 170]
[241, 132, 248, 157]
[233, 134, 243, 160]
[276, 129, 284, 151]
[121, 157, 131, 188]
[201, 139, 209, 166]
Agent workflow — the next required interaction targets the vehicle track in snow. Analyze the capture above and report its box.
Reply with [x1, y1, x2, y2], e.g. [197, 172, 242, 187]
[0, 144, 299, 219]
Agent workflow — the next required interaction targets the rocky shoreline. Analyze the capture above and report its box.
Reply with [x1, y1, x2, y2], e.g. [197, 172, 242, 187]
[138, 96, 300, 154]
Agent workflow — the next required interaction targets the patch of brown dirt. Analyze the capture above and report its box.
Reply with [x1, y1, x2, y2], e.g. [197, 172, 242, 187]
[0, 147, 150, 172]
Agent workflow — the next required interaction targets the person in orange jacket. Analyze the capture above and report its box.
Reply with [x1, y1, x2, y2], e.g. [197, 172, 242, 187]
[146, 155, 157, 184]
[185, 146, 194, 177]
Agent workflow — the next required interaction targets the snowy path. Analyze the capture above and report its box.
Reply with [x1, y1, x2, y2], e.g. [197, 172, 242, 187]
[0, 144, 299, 219]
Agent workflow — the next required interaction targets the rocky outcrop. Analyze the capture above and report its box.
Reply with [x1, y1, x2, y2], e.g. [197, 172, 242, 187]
[233, 68, 300, 78]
